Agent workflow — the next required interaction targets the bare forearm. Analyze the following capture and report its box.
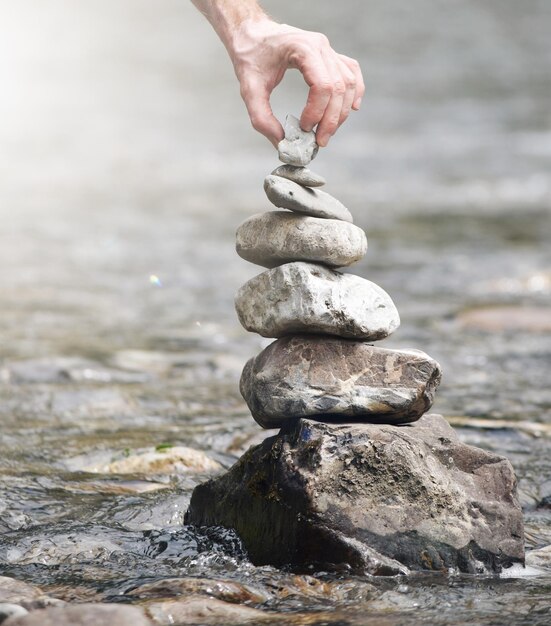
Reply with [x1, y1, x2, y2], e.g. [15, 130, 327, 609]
[191, 0, 266, 53]
[192, 1, 364, 148]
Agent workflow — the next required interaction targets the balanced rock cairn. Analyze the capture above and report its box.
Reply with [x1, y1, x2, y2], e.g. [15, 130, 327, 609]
[185, 115, 525, 576]
[235, 114, 442, 428]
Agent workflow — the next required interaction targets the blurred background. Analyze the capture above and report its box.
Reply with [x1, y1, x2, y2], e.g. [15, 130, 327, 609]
[0, 0, 550, 617]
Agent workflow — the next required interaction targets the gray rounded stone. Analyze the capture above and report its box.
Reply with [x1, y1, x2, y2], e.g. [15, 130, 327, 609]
[239, 335, 442, 429]
[277, 114, 318, 166]
[264, 175, 353, 222]
[235, 212, 367, 269]
[235, 262, 400, 340]
[271, 165, 326, 188]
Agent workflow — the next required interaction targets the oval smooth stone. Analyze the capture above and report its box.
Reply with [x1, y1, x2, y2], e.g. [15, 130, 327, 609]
[235, 212, 367, 269]
[271, 165, 326, 188]
[264, 175, 353, 222]
[235, 262, 400, 340]
[240, 336, 442, 429]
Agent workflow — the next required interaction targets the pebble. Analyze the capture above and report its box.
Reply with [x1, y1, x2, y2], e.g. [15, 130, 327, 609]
[143, 596, 273, 626]
[271, 165, 325, 187]
[277, 114, 318, 166]
[89, 446, 222, 475]
[0, 578, 45, 606]
[235, 262, 400, 340]
[525, 545, 551, 570]
[264, 175, 352, 222]
[0, 605, 28, 623]
[240, 336, 442, 428]
[236, 212, 367, 269]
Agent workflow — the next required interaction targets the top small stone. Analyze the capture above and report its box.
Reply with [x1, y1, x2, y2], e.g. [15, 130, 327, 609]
[277, 114, 318, 166]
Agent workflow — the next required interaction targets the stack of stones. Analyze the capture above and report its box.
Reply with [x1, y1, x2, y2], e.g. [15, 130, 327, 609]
[235, 115, 442, 428]
[185, 116, 524, 576]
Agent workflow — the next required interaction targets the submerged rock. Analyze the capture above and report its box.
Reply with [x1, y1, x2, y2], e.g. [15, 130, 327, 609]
[90, 446, 222, 475]
[235, 262, 400, 339]
[129, 577, 270, 604]
[240, 336, 441, 429]
[277, 114, 318, 166]
[142, 596, 273, 626]
[185, 415, 525, 575]
[2, 604, 151, 626]
[264, 175, 352, 222]
[271, 165, 326, 188]
[236, 212, 367, 269]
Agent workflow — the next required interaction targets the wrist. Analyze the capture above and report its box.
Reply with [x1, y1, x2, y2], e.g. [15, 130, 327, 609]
[225, 14, 275, 60]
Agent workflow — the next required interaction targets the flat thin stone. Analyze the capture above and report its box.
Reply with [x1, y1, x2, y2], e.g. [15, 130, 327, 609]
[240, 336, 442, 428]
[277, 114, 318, 166]
[236, 211, 367, 269]
[264, 175, 353, 222]
[271, 165, 326, 187]
[235, 262, 400, 340]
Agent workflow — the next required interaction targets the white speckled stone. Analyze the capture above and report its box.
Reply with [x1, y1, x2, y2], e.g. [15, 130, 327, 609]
[271, 165, 326, 188]
[277, 115, 318, 166]
[264, 175, 353, 222]
[235, 212, 367, 269]
[235, 262, 399, 340]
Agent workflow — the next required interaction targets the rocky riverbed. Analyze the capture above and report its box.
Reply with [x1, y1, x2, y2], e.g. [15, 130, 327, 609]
[1, 0, 551, 624]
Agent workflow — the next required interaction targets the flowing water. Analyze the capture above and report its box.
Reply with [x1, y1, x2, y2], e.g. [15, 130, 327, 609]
[0, 0, 550, 623]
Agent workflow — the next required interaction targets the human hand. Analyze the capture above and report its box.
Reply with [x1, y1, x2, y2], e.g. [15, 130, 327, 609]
[228, 18, 365, 148]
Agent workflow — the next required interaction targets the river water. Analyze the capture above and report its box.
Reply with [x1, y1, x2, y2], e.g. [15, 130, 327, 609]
[0, 0, 550, 624]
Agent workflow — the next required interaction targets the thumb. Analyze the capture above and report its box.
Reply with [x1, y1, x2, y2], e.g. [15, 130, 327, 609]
[240, 76, 284, 147]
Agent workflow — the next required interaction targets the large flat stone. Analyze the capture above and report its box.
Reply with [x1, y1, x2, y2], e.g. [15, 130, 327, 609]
[240, 336, 441, 428]
[235, 262, 399, 339]
[264, 175, 353, 222]
[236, 212, 367, 269]
[277, 114, 318, 166]
[185, 415, 525, 575]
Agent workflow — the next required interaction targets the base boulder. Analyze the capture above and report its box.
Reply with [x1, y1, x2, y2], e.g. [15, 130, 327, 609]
[185, 415, 524, 575]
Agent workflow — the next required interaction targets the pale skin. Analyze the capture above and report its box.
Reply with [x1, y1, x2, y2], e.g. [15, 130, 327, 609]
[192, 0, 365, 148]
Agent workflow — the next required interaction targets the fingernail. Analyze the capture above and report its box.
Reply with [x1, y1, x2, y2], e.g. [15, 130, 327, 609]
[353, 97, 362, 110]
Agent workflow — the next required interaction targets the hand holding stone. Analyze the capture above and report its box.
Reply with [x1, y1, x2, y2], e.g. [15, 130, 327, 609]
[228, 19, 365, 147]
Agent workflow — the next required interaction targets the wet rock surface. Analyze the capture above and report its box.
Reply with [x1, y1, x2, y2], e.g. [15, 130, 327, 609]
[277, 115, 318, 166]
[240, 336, 441, 428]
[264, 175, 352, 222]
[236, 212, 367, 269]
[2, 604, 151, 626]
[271, 165, 326, 188]
[235, 262, 400, 339]
[186, 415, 525, 574]
[142, 596, 274, 626]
